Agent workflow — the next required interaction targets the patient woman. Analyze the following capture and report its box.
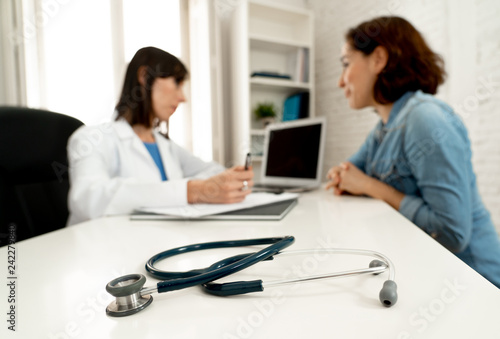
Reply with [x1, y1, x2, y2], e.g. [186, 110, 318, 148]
[326, 16, 500, 287]
[67, 47, 253, 225]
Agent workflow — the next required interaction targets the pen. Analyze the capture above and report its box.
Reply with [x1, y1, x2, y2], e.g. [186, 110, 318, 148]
[244, 153, 252, 170]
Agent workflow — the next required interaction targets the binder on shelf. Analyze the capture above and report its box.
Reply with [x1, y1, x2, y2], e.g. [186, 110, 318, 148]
[251, 71, 291, 80]
[282, 92, 309, 121]
[294, 48, 309, 83]
[302, 49, 309, 83]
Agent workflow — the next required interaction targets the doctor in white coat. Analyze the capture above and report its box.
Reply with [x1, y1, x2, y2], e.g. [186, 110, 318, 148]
[67, 47, 254, 225]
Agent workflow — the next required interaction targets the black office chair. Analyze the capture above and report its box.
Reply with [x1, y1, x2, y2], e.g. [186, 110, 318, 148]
[0, 106, 84, 246]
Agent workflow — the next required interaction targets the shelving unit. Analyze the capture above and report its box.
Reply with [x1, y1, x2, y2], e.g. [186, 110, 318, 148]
[229, 0, 314, 180]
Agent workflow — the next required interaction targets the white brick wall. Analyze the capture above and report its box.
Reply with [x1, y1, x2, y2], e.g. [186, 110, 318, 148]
[308, 0, 500, 233]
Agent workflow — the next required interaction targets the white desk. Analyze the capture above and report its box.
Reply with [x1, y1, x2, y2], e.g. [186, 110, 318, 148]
[1, 189, 499, 338]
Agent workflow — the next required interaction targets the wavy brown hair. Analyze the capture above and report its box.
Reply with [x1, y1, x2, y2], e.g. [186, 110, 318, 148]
[115, 47, 188, 132]
[346, 16, 446, 104]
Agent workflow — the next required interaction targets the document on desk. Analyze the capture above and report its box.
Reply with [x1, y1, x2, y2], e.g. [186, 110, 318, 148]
[137, 192, 299, 218]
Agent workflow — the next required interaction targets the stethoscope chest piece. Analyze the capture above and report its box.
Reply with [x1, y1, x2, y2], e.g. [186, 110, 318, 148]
[106, 274, 153, 317]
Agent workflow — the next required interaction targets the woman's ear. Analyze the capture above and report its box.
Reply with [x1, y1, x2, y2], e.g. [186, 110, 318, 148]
[371, 46, 389, 75]
[137, 66, 148, 86]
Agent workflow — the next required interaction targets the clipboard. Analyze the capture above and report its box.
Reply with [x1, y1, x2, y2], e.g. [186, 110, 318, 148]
[130, 198, 298, 221]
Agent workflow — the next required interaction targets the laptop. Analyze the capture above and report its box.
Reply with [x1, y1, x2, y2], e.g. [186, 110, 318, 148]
[253, 117, 326, 193]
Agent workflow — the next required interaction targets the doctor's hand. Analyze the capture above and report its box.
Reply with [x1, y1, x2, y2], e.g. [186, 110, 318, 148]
[326, 162, 371, 196]
[187, 166, 254, 204]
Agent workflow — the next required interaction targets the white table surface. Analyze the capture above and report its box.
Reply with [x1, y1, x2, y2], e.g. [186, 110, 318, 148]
[1, 189, 499, 339]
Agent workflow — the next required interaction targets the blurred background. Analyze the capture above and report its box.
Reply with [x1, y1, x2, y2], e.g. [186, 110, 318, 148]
[1, 0, 499, 231]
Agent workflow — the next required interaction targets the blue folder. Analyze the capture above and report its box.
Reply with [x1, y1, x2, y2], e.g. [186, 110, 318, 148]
[282, 92, 309, 121]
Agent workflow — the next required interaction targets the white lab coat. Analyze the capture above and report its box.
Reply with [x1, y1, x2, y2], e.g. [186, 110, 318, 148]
[66, 119, 224, 225]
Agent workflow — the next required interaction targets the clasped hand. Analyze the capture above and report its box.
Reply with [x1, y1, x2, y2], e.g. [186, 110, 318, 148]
[188, 166, 254, 204]
[325, 162, 370, 196]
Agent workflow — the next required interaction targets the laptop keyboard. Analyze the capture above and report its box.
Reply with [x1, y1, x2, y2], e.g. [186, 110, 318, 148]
[253, 184, 316, 193]
[254, 184, 298, 190]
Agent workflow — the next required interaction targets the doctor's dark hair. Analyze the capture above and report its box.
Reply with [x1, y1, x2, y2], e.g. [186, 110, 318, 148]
[346, 16, 446, 104]
[115, 47, 188, 131]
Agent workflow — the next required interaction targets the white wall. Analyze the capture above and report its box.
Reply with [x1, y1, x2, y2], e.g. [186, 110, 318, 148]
[0, 1, 10, 105]
[0, 0, 23, 106]
[0, 47, 5, 104]
[308, 0, 500, 233]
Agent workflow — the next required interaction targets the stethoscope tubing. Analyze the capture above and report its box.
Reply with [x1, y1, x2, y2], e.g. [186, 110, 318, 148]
[145, 236, 295, 293]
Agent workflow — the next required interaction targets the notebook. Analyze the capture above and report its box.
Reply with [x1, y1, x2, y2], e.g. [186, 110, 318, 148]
[253, 117, 326, 193]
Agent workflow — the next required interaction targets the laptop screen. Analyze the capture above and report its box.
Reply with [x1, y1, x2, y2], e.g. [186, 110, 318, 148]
[259, 117, 326, 188]
[266, 124, 322, 178]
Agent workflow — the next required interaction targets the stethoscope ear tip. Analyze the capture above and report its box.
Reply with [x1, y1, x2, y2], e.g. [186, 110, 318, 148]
[379, 280, 398, 307]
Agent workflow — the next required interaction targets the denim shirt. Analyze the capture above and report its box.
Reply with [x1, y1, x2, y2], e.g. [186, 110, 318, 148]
[349, 90, 500, 287]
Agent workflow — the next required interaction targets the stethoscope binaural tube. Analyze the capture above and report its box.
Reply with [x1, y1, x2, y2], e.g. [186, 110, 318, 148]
[105, 236, 295, 317]
[202, 248, 398, 307]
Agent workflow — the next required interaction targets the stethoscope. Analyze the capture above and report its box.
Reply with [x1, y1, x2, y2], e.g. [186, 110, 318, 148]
[105, 236, 397, 317]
